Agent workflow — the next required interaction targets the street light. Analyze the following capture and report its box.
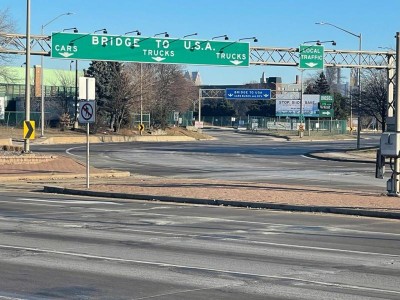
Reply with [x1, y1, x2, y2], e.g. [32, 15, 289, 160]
[154, 32, 169, 37]
[303, 40, 336, 46]
[125, 30, 141, 36]
[62, 27, 80, 129]
[40, 12, 74, 137]
[219, 36, 258, 53]
[316, 21, 362, 149]
[183, 33, 197, 38]
[239, 37, 258, 42]
[94, 28, 107, 34]
[212, 35, 229, 40]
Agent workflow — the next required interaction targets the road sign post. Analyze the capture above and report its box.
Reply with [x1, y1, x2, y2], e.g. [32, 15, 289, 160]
[299, 45, 324, 69]
[51, 32, 250, 66]
[77, 77, 96, 189]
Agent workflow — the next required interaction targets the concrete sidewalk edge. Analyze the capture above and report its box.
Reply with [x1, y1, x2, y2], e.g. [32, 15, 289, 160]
[43, 186, 400, 220]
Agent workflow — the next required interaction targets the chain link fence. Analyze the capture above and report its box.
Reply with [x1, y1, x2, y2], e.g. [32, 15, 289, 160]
[201, 116, 348, 136]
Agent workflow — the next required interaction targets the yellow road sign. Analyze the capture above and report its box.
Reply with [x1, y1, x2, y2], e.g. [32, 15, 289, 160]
[139, 124, 144, 131]
[23, 120, 35, 139]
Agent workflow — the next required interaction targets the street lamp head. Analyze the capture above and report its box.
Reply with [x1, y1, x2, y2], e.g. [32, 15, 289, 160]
[212, 34, 229, 40]
[154, 32, 169, 37]
[94, 28, 107, 34]
[125, 30, 141, 36]
[183, 33, 197, 38]
[63, 27, 78, 33]
[239, 37, 258, 42]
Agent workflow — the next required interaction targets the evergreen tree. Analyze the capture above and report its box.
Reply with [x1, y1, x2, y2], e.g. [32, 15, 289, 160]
[85, 61, 124, 131]
[307, 72, 330, 95]
[332, 92, 348, 120]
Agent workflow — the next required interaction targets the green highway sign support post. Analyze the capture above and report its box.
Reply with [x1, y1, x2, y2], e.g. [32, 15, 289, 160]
[299, 45, 324, 69]
[51, 32, 250, 66]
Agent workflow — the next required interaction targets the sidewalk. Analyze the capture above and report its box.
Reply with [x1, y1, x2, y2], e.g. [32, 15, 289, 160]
[1, 149, 399, 220]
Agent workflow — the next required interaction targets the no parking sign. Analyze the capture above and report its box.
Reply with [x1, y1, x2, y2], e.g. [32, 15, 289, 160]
[78, 100, 96, 124]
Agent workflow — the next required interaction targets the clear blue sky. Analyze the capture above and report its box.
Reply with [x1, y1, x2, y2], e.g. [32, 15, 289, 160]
[4, 0, 400, 85]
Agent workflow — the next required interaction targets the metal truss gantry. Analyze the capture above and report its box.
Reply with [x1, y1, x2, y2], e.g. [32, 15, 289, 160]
[249, 46, 395, 69]
[0, 32, 50, 56]
[0, 32, 396, 69]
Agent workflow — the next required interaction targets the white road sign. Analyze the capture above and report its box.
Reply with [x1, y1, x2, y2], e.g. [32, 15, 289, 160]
[78, 100, 96, 123]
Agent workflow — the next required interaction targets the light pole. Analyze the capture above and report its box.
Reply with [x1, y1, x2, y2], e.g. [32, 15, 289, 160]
[40, 12, 73, 137]
[24, 0, 31, 152]
[316, 21, 362, 149]
[125, 30, 143, 133]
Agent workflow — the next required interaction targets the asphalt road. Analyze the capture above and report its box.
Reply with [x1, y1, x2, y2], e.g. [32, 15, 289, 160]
[0, 190, 399, 299]
[33, 129, 385, 192]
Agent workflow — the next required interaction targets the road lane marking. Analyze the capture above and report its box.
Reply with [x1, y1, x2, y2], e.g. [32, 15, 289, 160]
[0, 244, 399, 296]
[16, 198, 122, 205]
[65, 146, 85, 157]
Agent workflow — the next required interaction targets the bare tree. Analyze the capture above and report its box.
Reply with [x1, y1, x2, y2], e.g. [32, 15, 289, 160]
[108, 67, 136, 132]
[0, 8, 17, 82]
[42, 70, 76, 127]
[0, 8, 16, 64]
[359, 69, 387, 131]
[149, 64, 196, 128]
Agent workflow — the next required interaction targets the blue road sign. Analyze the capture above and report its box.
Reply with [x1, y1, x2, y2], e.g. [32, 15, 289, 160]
[225, 89, 271, 100]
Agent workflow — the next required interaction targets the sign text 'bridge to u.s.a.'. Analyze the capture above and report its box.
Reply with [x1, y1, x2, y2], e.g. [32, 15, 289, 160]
[50, 32, 250, 66]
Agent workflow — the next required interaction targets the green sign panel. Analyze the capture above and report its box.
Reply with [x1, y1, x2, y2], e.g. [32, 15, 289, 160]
[299, 45, 324, 69]
[51, 32, 250, 66]
[319, 95, 334, 117]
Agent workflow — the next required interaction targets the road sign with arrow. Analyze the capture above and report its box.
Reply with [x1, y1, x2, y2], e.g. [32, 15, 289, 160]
[51, 32, 250, 67]
[318, 95, 334, 117]
[23, 120, 35, 139]
[225, 89, 271, 100]
[299, 45, 324, 69]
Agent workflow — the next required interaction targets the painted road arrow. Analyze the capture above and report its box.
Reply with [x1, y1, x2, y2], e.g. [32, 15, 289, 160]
[23, 120, 35, 139]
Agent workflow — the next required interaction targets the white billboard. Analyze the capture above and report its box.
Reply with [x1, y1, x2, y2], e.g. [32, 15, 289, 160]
[276, 92, 319, 117]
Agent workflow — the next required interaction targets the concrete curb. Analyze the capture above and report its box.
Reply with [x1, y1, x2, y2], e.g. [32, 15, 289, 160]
[35, 135, 198, 145]
[0, 154, 57, 165]
[43, 186, 400, 220]
[0, 138, 12, 146]
[306, 152, 375, 164]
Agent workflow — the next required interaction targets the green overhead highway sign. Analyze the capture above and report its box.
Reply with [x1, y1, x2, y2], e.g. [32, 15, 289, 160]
[299, 45, 324, 69]
[51, 32, 250, 66]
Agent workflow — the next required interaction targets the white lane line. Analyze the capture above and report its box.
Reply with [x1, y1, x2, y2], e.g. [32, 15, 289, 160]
[118, 211, 400, 238]
[301, 155, 317, 160]
[1, 244, 399, 296]
[65, 146, 85, 157]
[16, 198, 122, 205]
